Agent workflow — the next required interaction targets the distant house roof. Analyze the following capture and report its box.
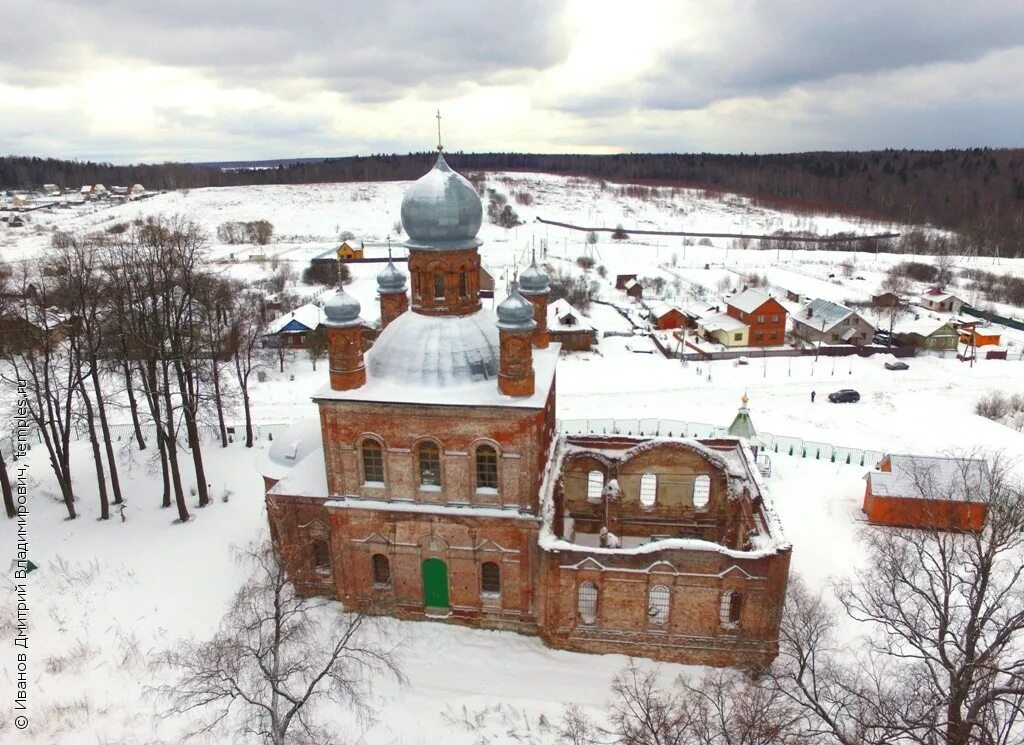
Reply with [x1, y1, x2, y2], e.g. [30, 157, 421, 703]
[682, 301, 717, 320]
[727, 288, 775, 314]
[624, 278, 639, 290]
[699, 311, 747, 333]
[919, 289, 961, 304]
[548, 298, 594, 331]
[867, 455, 989, 503]
[265, 303, 326, 335]
[794, 298, 855, 332]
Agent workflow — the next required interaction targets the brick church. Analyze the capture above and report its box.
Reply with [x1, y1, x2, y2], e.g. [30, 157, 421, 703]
[262, 149, 792, 667]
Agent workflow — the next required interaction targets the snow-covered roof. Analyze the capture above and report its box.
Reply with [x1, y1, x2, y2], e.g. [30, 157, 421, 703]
[920, 289, 961, 304]
[624, 278, 638, 290]
[892, 316, 955, 337]
[548, 298, 594, 331]
[315, 342, 560, 409]
[265, 302, 326, 334]
[258, 417, 324, 483]
[698, 311, 746, 333]
[867, 454, 989, 502]
[726, 288, 774, 314]
[682, 301, 716, 319]
[648, 301, 681, 320]
[793, 298, 855, 332]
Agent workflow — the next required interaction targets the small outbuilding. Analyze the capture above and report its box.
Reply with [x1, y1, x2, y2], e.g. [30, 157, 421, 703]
[547, 298, 597, 351]
[648, 301, 685, 330]
[863, 454, 989, 531]
[262, 303, 327, 349]
[622, 277, 643, 300]
[615, 274, 638, 290]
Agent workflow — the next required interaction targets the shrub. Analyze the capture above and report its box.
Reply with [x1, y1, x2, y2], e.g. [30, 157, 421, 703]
[611, 224, 629, 240]
[514, 191, 533, 206]
[576, 255, 595, 270]
[303, 261, 350, 287]
[975, 391, 1009, 420]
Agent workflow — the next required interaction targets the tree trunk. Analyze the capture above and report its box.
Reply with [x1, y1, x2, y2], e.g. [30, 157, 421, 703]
[0, 447, 14, 519]
[174, 359, 209, 508]
[212, 357, 229, 448]
[140, 360, 171, 508]
[121, 341, 147, 451]
[160, 360, 188, 521]
[236, 359, 255, 448]
[89, 361, 122, 505]
[78, 375, 110, 520]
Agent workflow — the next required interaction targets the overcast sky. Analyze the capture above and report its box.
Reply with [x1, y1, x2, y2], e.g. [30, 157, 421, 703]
[2, 0, 1023, 163]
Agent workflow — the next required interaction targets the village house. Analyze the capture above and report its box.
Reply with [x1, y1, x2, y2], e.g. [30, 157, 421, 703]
[697, 311, 748, 347]
[863, 454, 989, 531]
[918, 288, 964, 314]
[623, 277, 643, 300]
[615, 274, 637, 291]
[261, 151, 791, 668]
[547, 298, 597, 351]
[870, 291, 903, 308]
[791, 298, 874, 346]
[892, 317, 958, 351]
[648, 301, 685, 330]
[262, 302, 327, 349]
[725, 289, 787, 346]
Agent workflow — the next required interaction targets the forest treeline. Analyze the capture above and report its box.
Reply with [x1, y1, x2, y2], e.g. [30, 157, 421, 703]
[3, 147, 1024, 255]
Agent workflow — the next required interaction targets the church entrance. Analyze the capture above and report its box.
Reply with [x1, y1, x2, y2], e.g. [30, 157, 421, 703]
[421, 558, 449, 611]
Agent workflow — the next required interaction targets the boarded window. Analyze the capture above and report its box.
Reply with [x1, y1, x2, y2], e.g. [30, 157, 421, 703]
[481, 562, 501, 595]
[648, 585, 670, 626]
[361, 440, 384, 484]
[639, 473, 657, 508]
[434, 272, 445, 300]
[693, 475, 711, 509]
[720, 590, 742, 627]
[418, 442, 441, 487]
[578, 581, 598, 625]
[372, 553, 391, 585]
[312, 539, 331, 575]
[476, 445, 498, 490]
[586, 470, 603, 502]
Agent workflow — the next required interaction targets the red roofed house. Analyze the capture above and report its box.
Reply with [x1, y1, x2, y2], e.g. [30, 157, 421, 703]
[725, 289, 787, 347]
[863, 454, 989, 531]
[918, 288, 964, 314]
[648, 302, 685, 330]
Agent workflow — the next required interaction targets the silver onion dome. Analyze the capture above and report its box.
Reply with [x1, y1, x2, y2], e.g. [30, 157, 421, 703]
[323, 286, 362, 327]
[518, 257, 550, 295]
[376, 258, 407, 294]
[496, 283, 537, 330]
[401, 152, 483, 250]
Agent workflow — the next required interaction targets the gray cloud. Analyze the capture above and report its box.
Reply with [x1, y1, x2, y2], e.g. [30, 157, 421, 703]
[0, 0, 572, 98]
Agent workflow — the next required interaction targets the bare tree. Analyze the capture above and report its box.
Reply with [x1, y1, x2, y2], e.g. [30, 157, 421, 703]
[306, 326, 327, 371]
[879, 270, 912, 345]
[155, 541, 405, 745]
[772, 453, 1024, 745]
[226, 290, 270, 448]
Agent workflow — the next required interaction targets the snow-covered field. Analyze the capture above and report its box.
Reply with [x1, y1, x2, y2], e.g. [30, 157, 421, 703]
[3, 175, 1024, 743]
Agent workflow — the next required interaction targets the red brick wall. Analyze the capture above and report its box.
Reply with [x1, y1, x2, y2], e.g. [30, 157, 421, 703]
[863, 489, 987, 531]
[727, 298, 787, 346]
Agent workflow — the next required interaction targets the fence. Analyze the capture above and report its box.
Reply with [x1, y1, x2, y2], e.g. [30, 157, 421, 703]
[557, 417, 886, 468]
[962, 304, 1024, 333]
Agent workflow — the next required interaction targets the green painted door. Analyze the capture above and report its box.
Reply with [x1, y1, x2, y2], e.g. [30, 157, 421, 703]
[422, 558, 449, 609]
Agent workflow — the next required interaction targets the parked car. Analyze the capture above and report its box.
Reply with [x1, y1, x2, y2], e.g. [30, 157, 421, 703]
[873, 332, 892, 345]
[884, 360, 909, 371]
[828, 389, 861, 403]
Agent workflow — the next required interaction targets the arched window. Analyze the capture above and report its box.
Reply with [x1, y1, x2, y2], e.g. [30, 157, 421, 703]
[648, 585, 670, 626]
[720, 590, 742, 628]
[361, 439, 384, 484]
[693, 474, 711, 509]
[586, 470, 603, 503]
[481, 562, 501, 595]
[311, 539, 331, 575]
[459, 272, 468, 298]
[372, 554, 391, 586]
[639, 473, 657, 508]
[475, 445, 498, 491]
[577, 581, 598, 625]
[434, 272, 445, 300]
[418, 442, 441, 487]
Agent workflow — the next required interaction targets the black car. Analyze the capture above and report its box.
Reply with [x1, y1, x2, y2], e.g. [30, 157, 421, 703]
[828, 389, 861, 403]
[884, 360, 909, 371]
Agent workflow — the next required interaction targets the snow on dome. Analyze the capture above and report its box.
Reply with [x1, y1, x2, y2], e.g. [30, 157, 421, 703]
[367, 308, 500, 387]
[401, 153, 483, 249]
[496, 284, 537, 329]
[519, 257, 550, 295]
[376, 258, 406, 293]
[323, 286, 361, 327]
[258, 417, 324, 482]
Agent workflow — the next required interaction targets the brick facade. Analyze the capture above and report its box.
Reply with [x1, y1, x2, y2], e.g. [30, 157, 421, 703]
[726, 296, 788, 346]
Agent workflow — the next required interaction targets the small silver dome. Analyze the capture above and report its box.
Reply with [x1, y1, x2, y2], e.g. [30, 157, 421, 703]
[376, 259, 407, 294]
[401, 153, 483, 250]
[518, 258, 550, 295]
[323, 286, 362, 327]
[496, 284, 537, 330]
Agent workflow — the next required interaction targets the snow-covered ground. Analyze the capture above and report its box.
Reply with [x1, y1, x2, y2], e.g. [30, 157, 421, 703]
[3, 176, 1024, 743]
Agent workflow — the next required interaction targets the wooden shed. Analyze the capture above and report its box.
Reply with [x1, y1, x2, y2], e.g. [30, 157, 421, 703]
[863, 454, 989, 531]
